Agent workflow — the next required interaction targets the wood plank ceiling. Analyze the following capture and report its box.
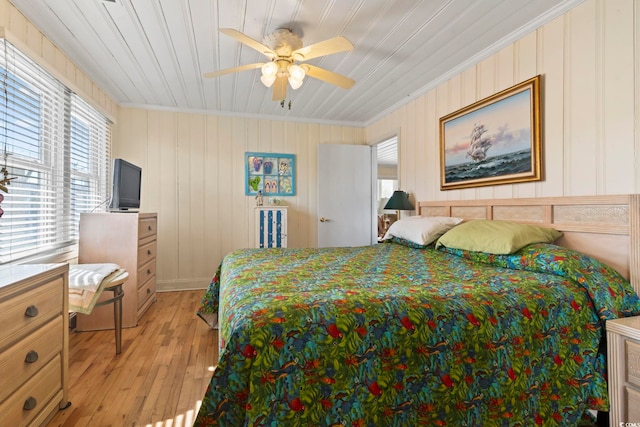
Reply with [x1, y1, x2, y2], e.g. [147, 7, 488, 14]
[8, 0, 584, 126]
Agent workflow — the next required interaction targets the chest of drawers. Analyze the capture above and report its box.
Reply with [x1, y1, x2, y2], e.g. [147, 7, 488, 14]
[0, 263, 69, 427]
[76, 212, 157, 330]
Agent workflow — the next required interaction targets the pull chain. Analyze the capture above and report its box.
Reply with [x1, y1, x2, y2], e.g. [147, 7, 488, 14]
[0, 150, 17, 218]
[0, 150, 13, 193]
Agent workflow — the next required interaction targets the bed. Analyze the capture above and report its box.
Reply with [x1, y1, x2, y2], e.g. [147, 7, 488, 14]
[195, 195, 640, 426]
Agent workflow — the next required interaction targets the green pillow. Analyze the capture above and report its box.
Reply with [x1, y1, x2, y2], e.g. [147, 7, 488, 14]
[435, 219, 562, 254]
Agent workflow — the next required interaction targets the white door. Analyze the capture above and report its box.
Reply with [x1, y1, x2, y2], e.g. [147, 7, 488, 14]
[318, 144, 375, 247]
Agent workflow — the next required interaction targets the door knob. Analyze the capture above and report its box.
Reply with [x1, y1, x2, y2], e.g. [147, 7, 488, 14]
[319, 217, 330, 222]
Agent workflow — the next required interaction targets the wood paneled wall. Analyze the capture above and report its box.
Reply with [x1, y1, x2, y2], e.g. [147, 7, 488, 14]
[367, 0, 639, 204]
[114, 109, 365, 290]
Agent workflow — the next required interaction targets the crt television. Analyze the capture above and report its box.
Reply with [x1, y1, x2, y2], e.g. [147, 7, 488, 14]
[109, 158, 142, 211]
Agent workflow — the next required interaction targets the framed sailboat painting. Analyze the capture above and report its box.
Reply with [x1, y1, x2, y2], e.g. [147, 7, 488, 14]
[439, 75, 542, 190]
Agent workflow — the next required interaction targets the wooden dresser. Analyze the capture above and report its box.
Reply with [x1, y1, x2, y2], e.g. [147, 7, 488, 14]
[0, 263, 69, 427]
[607, 316, 640, 423]
[76, 212, 157, 330]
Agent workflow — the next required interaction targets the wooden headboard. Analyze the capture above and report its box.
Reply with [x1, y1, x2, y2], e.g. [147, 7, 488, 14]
[419, 195, 640, 296]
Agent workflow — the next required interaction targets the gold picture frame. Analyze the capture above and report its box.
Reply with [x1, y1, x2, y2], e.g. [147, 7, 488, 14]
[439, 75, 542, 190]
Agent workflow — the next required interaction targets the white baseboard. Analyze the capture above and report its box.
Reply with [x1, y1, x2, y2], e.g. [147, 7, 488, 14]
[156, 277, 212, 292]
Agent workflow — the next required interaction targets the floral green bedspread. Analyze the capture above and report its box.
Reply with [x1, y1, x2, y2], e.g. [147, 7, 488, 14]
[195, 243, 640, 426]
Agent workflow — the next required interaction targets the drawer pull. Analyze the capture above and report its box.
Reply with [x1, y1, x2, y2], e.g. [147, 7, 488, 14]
[23, 396, 37, 410]
[147, 288, 151, 294]
[25, 350, 39, 363]
[25, 305, 39, 317]
[148, 225, 152, 231]
[147, 269, 151, 274]
[147, 249, 152, 255]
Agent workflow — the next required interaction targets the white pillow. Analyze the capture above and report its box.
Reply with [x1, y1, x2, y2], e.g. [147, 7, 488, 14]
[383, 216, 463, 246]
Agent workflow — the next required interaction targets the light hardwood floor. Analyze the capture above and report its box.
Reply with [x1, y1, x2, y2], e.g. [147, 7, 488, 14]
[47, 290, 218, 427]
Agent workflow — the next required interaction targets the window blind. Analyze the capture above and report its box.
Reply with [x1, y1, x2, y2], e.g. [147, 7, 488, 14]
[0, 40, 111, 264]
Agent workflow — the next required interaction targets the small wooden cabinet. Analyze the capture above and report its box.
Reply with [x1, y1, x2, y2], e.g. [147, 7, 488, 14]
[0, 263, 69, 427]
[607, 316, 640, 424]
[77, 212, 157, 330]
[255, 206, 288, 248]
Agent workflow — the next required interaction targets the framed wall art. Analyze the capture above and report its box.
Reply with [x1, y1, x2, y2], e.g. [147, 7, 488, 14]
[245, 152, 296, 196]
[439, 75, 542, 190]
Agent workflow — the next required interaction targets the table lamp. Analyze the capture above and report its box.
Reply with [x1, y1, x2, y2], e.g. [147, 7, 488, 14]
[383, 190, 414, 219]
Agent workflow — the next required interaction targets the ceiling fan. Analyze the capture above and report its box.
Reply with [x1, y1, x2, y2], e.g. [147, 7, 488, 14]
[204, 28, 356, 101]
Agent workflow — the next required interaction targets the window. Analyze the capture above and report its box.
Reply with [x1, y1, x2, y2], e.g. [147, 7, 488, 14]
[376, 136, 398, 213]
[377, 179, 396, 201]
[0, 40, 111, 264]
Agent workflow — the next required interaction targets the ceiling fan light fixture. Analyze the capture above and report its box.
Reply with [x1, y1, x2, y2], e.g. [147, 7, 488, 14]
[288, 76, 303, 90]
[260, 62, 278, 87]
[261, 61, 277, 77]
[260, 74, 276, 87]
[288, 64, 305, 81]
[287, 64, 305, 90]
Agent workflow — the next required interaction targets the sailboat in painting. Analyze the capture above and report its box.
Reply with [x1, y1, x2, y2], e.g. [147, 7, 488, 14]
[466, 123, 492, 162]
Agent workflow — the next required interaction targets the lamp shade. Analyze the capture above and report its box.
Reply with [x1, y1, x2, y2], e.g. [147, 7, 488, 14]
[287, 64, 305, 90]
[260, 62, 278, 87]
[260, 74, 276, 87]
[288, 76, 303, 90]
[384, 190, 414, 211]
[288, 64, 305, 81]
[261, 61, 277, 77]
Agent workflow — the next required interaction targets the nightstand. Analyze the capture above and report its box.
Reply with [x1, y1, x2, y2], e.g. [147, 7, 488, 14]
[607, 316, 640, 424]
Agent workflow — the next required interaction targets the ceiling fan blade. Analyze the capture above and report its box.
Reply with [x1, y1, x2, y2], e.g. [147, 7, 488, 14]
[272, 75, 287, 101]
[220, 28, 276, 59]
[292, 36, 353, 61]
[303, 64, 355, 89]
[203, 63, 264, 78]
